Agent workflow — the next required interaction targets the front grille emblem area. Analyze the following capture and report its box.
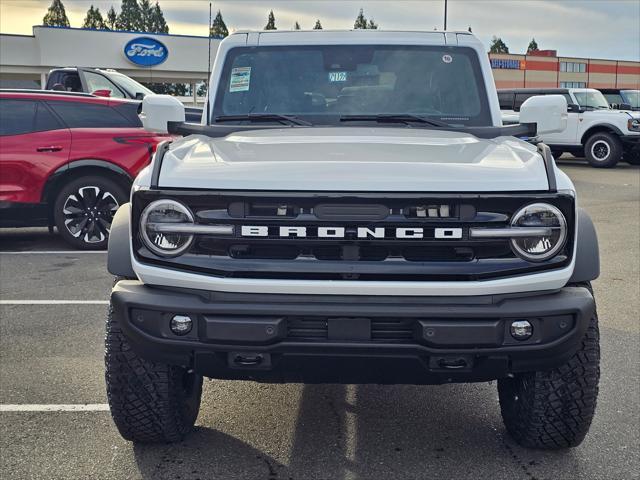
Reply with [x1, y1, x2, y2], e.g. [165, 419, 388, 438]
[240, 225, 464, 240]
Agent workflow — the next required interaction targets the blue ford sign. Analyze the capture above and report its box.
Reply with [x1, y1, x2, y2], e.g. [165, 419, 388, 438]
[124, 37, 168, 66]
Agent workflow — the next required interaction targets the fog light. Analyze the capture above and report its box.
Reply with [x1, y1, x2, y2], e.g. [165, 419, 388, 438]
[170, 315, 192, 335]
[510, 320, 533, 340]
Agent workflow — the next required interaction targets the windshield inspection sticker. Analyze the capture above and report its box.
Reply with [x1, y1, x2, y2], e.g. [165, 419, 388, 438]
[230, 67, 251, 92]
[328, 71, 348, 82]
[442, 54, 453, 64]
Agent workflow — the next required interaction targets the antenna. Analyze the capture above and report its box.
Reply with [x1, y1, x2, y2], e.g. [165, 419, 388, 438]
[206, 2, 212, 124]
[444, 0, 448, 30]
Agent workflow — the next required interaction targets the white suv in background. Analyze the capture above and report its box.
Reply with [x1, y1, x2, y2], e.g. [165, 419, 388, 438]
[499, 88, 640, 167]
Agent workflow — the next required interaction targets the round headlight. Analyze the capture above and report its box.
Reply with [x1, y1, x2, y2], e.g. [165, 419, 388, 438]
[510, 203, 567, 262]
[140, 199, 194, 257]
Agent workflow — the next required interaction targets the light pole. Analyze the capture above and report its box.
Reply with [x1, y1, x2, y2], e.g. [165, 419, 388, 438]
[444, 0, 448, 30]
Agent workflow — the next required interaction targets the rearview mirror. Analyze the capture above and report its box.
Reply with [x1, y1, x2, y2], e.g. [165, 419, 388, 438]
[567, 103, 582, 113]
[618, 103, 632, 111]
[519, 95, 568, 135]
[140, 94, 185, 134]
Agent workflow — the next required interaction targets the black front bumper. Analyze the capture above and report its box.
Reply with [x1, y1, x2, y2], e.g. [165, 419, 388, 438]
[621, 134, 640, 149]
[110, 281, 595, 385]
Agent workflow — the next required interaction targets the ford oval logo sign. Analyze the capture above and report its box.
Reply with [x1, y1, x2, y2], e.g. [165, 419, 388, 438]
[124, 37, 168, 66]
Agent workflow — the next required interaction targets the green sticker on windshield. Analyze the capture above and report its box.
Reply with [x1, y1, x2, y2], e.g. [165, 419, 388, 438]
[329, 71, 347, 82]
[230, 67, 251, 92]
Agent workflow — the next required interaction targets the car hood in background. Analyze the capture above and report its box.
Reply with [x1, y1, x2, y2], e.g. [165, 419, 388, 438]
[157, 127, 550, 192]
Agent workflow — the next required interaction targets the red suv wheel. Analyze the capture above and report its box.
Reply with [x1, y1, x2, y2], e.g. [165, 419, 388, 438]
[53, 176, 127, 249]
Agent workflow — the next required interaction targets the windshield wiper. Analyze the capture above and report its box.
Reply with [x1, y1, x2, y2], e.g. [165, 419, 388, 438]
[340, 114, 451, 128]
[214, 113, 312, 126]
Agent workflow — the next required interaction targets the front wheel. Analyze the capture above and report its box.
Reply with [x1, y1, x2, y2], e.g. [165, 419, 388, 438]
[584, 132, 622, 168]
[498, 300, 600, 449]
[105, 294, 203, 443]
[624, 149, 640, 165]
[53, 176, 127, 249]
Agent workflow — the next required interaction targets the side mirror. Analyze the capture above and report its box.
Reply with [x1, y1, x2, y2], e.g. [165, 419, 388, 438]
[135, 92, 145, 100]
[567, 103, 582, 113]
[619, 103, 632, 111]
[140, 94, 185, 134]
[519, 95, 568, 135]
[92, 89, 111, 97]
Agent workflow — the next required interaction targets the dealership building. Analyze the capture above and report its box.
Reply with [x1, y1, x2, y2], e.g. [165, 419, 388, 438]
[489, 50, 640, 89]
[1, 26, 639, 97]
[0, 26, 220, 104]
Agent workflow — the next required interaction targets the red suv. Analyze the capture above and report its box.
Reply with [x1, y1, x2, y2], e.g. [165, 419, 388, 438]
[0, 90, 168, 249]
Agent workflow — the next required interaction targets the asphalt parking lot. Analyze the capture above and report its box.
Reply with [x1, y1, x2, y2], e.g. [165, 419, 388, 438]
[0, 158, 638, 480]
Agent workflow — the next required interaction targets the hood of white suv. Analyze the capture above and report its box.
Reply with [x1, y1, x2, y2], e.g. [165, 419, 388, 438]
[157, 127, 550, 192]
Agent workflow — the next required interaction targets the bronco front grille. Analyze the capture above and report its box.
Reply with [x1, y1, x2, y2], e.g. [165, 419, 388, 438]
[132, 190, 575, 281]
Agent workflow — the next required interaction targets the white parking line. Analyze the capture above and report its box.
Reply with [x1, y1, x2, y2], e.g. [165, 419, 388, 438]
[0, 404, 110, 412]
[0, 300, 109, 305]
[0, 251, 107, 254]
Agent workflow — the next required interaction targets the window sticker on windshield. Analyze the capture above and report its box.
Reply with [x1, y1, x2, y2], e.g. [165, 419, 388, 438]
[442, 54, 453, 64]
[328, 71, 348, 82]
[230, 67, 251, 92]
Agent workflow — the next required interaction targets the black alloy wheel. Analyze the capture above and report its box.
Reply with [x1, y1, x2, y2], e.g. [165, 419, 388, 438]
[54, 176, 127, 249]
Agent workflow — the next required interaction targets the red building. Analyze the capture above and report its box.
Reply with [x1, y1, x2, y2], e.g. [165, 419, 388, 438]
[489, 50, 640, 89]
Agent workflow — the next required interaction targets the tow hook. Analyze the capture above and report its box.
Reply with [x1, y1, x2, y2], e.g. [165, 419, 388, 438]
[229, 352, 271, 369]
[430, 355, 473, 371]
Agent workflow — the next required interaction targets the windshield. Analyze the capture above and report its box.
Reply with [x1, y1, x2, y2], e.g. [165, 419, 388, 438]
[572, 90, 610, 110]
[621, 90, 640, 108]
[213, 45, 491, 126]
[108, 72, 154, 98]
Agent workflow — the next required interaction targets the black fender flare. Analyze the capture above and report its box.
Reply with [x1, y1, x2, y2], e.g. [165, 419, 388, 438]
[569, 207, 600, 283]
[41, 159, 133, 203]
[107, 202, 136, 278]
[580, 124, 625, 145]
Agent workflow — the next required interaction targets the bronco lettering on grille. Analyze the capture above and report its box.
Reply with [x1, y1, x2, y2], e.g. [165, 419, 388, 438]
[240, 226, 463, 239]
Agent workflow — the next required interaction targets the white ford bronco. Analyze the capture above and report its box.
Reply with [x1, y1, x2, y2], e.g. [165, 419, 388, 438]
[499, 87, 640, 167]
[105, 30, 601, 449]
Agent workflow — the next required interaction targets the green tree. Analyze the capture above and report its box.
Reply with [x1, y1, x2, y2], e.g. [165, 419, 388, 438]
[210, 10, 228, 38]
[294, 21, 301, 30]
[354, 8, 367, 29]
[139, 0, 153, 31]
[116, 0, 142, 31]
[142, 82, 187, 96]
[42, 0, 70, 27]
[354, 9, 377, 29]
[149, 2, 169, 33]
[527, 38, 539, 53]
[265, 10, 277, 30]
[313, 19, 322, 30]
[83, 5, 106, 29]
[106, 6, 118, 29]
[489, 36, 509, 54]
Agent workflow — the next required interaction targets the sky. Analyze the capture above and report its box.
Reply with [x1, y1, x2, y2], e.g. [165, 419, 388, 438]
[1, 0, 639, 61]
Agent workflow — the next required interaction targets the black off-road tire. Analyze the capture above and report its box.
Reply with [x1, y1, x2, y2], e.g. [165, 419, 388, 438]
[105, 280, 203, 443]
[624, 149, 640, 165]
[53, 175, 127, 250]
[584, 132, 622, 168]
[498, 289, 600, 449]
